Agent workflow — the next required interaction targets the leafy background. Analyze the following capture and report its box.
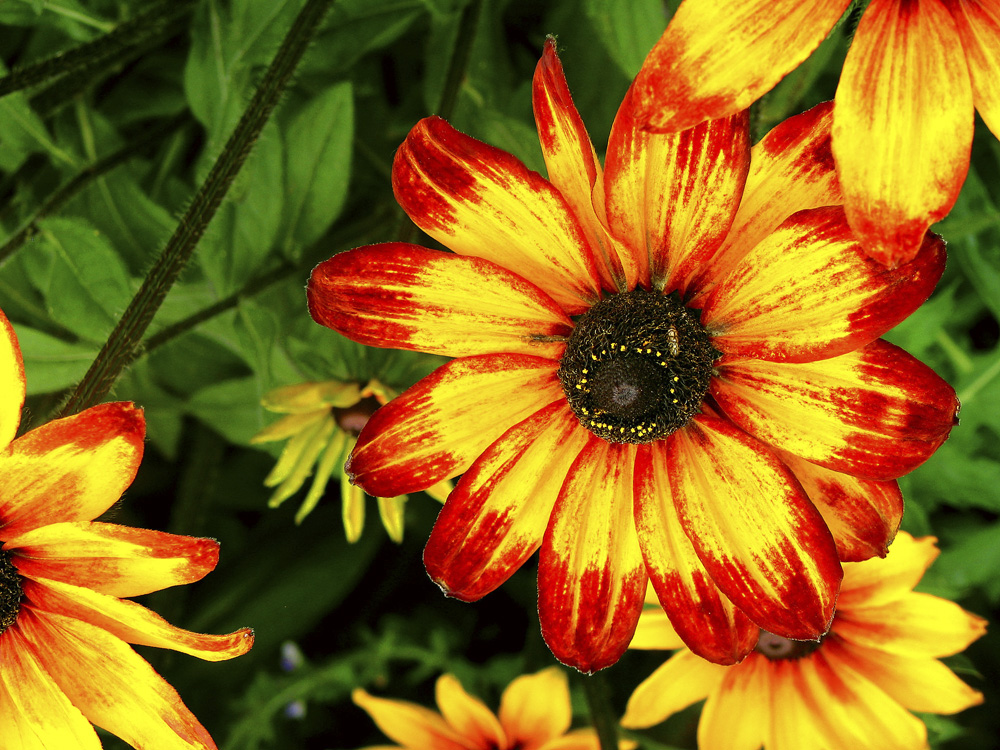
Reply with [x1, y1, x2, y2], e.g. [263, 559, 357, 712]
[1, 0, 998, 748]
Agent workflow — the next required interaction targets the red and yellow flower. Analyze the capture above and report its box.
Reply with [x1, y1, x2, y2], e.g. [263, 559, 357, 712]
[632, 0, 1000, 268]
[353, 667, 634, 750]
[622, 531, 987, 750]
[307, 39, 958, 672]
[0, 308, 253, 748]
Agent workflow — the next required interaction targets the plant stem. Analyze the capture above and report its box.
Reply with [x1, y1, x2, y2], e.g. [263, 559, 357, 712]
[580, 670, 620, 750]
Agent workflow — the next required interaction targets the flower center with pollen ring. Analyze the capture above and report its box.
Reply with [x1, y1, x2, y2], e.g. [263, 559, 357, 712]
[0, 547, 23, 635]
[558, 289, 718, 444]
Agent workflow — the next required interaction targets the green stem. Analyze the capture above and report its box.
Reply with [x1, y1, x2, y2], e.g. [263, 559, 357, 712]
[57, 0, 337, 417]
[579, 670, 620, 750]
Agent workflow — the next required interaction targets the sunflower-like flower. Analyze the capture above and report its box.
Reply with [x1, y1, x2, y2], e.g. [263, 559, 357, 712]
[353, 667, 634, 750]
[632, 0, 1000, 268]
[622, 531, 986, 750]
[251, 378, 450, 541]
[307, 39, 958, 672]
[0, 309, 253, 748]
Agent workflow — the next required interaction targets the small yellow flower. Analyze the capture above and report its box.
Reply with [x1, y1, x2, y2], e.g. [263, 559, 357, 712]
[251, 379, 449, 542]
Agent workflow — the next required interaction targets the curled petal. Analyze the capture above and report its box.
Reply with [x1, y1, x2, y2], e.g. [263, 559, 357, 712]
[352, 687, 469, 750]
[435, 674, 506, 749]
[0, 308, 25, 451]
[712, 339, 959, 480]
[621, 649, 726, 730]
[348, 355, 563, 497]
[499, 667, 572, 746]
[308, 243, 573, 359]
[393, 116, 601, 313]
[950, 0, 1000, 139]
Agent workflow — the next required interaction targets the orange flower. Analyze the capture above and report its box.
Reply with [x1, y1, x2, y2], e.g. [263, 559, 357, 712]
[632, 0, 1000, 268]
[0, 308, 253, 748]
[622, 532, 986, 750]
[307, 39, 957, 672]
[353, 667, 634, 750]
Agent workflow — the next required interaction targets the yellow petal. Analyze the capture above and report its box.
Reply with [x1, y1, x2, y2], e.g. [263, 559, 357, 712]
[435, 674, 506, 748]
[838, 531, 938, 608]
[0, 308, 25, 452]
[260, 380, 360, 413]
[951, 0, 1000, 139]
[697, 654, 772, 750]
[621, 649, 726, 729]
[342, 476, 365, 543]
[376, 495, 406, 543]
[251, 410, 328, 445]
[352, 687, 469, 750]
[498, 667, 571, 746]
[294, 428, 348, 524]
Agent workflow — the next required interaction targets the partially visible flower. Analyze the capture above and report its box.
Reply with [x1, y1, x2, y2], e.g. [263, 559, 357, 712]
[622, 531, 986, 750]
[633, 0, 1000, 268]
[0, 308, 253, 749]
[353, 667, 635, 750]
[251, 378, 450, 541]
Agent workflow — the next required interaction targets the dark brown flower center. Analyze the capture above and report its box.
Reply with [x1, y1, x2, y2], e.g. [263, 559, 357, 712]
[0, 547, 23, 634]
[754, 629, 823, 660]
[558, 289, 718, 443]
[333, 395, 381, 436]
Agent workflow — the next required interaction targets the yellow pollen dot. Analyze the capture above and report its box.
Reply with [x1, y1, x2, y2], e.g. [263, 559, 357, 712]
[575, 384, 582, 389]
[646, 349, 652, 354]
[673, 376, 679, 382]
[620, 345, 626, 352]
[582, 368, 588, 374]
[656, 351, 661, 357]
[672, 399, 678, 403]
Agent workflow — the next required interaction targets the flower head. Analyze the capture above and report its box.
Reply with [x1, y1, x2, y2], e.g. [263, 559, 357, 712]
[0, 308, 253, 749]
[251, 378, 450, 541]
[306, 39, 958, 672]
[622, 531, 987, 750]
[353, 667, 633, 750]
[632, 0, 1000, 268]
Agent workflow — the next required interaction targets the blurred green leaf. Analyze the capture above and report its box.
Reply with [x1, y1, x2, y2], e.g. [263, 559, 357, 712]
[15, 325, 96, 394]
[583, 0, 665, 78]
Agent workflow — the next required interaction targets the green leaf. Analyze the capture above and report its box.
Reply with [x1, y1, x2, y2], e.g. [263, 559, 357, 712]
[583, 0, 665, 78]
[0, 89, 79, 169]
[187, 376, 268, 446]
[14, 325, 97, 394]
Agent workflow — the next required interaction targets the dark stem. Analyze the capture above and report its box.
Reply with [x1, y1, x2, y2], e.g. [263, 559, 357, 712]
[579, 670, 620, 750]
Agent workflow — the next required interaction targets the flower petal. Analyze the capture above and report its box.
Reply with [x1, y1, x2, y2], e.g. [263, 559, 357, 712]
[701, 207, 945, 363]
[712, 339, 959, 480]
[0, 308, 25, 452]
[629, 604, 685, 650]
[838, 531, 938, 608]
[780, 452, 902, 563]
[260, 381, 360, 413]
[951, 0, 1000, 139]
[0, 402, 144, 539]
[18, 608, 219, 750]
[697, 653, 773, 750]
[668, 415, 841, 640]
[694, 101, 840, 292]
[9, 522, 218, 598]
[308, 243, 573, 359]
[632, 0, 850, 132]
[621, 649, 726, 730]
[347, 354, 563, 497]
[393, 116, 601, 313]
[634, 443, 758, 665]
[498, 667, 572, 748]
[605, 92, 749, 294]
[435, 674, 506, 749]
[424, 401, 588, 601]
[0, 624, 100, 749]
[22, 578, 253, 661]
[352, 687, 470, 750]
[538, 438, 646, 673]
[833, 0, 973, 267]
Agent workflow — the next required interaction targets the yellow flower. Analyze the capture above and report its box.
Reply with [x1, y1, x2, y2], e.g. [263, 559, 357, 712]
[251, 379, 449, 541]
[621, 531, 986, 750]
[0, 308, 253, 748]
[353, 667, 635, 750]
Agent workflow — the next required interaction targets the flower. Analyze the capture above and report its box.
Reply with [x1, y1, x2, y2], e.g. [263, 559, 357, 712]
[0, 308, 253, 748]
[631, 0, 1000, 268]
[306, 38, 958, 672]
[250, 378, 450, 541]
[353, 667, 634, 750]
[621, 531, 987, 750]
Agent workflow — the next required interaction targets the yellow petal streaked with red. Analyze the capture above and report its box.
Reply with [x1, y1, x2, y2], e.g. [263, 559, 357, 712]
[634, 442, 758, 665]
[0, 308, 26, 451]
[435, 674, 506, 749]
[352, 687, 469, 750]
[604, 93, 749, 294]
[702, 207, 945, 363]
[668, 415, 841, 640]
[538, 438, 646, 673]
[712, 339, 959, 480]
[950, 0, 1000, 139]
[498, 667, 572, 747]
[698, 654, 772, 750]
[424, 401, 588, 601]
[348, 355, 562, 497]
[837, 533, 938, 609]
[0, 402, 145, 539]
[834, 0, 973, 267]
[8, 522, 218, 598]
[392, 116, 601, 313]
[18, 609, 218, 750]
[307, 243, 572, 359]
[632, 0, 850, 133]
[532, 38, 625, 291]
[621, 649, 726, 730]
[695, 101, 840, 292]
[780, 452, 903, 563]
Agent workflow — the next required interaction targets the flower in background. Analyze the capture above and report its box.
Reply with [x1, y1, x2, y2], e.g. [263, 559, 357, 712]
[251, 378, 450, 542]
[622, 532, 986, 750]
[632, 0, 1000, 268]
[308, 38, 958, 672]
[353, 667, 635, 750]
[0, 308, 253, 749]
